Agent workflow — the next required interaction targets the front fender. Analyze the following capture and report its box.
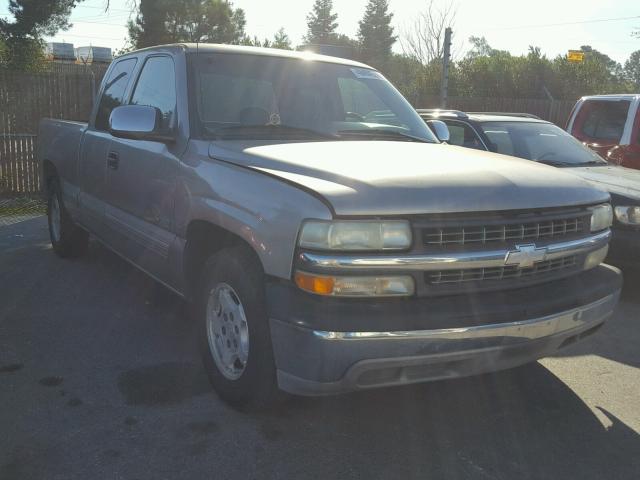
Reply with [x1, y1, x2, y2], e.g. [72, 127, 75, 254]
[177, 158, 332, 280]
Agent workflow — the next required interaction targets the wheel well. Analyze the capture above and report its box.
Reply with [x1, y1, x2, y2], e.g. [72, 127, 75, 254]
[184, 220, 263, 298]
[42, 160, 58, 194]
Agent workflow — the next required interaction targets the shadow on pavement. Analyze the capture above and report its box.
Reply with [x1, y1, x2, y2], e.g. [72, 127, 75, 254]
[1, 219, 638, 480]
[250, 364, 639, 479]
[551, 265, 640, 368]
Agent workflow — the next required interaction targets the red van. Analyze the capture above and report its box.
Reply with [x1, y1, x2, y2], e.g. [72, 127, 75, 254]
[567, 94, 640, 169]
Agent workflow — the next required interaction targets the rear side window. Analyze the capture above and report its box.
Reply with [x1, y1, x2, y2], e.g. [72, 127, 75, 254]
[130, 56, 177, 133]
[573, 100, 630, 142]
[94, 58, 137, 131]
[443, 121, 485, 150]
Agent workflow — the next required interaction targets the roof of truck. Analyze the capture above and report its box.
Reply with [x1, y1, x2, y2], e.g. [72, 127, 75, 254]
[124, 43, 373, 69]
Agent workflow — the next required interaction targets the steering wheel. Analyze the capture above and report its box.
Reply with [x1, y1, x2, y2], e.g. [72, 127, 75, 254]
[345, 111, 367, 122]
[536, 152, 557, 161]
[238, 107, 270, 125]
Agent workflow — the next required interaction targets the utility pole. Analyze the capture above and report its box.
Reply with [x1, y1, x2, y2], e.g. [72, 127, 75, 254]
[440, 27, 452, 109]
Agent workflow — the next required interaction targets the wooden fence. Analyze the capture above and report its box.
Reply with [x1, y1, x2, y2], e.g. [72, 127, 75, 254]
[0, 65, 108, 195]
[0, 65, 578, 195]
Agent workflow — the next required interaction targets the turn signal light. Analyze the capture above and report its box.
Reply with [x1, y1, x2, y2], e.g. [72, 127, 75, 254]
[294, 271, 335, 295]
[294, 271, 414, 297]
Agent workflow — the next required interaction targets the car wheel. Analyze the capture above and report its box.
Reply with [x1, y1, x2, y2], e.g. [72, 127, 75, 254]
[47, 179, 89, 258]
[196, 246, 281, 410]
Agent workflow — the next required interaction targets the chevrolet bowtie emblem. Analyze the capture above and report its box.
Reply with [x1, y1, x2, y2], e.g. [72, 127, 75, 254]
[505, 244, 548, 269]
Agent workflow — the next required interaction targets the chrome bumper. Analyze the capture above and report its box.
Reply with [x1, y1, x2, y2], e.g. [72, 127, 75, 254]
[270, 291, 619, 396]
[298, 230, 611, 272]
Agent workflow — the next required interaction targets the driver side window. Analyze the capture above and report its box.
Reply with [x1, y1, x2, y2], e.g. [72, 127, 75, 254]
[130, 56, 177, 133]
[444, 121, 485, 150]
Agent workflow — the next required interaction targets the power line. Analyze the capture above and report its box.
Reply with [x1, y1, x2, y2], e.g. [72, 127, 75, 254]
[0, 12, 131, 26]
[46, 33, 125, 41]
[489, 15, 640, 31]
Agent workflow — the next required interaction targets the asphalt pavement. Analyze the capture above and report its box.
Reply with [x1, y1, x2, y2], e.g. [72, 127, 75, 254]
[1, 216, 639, 480]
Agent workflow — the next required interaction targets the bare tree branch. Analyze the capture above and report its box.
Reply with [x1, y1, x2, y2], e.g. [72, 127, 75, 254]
[400, 1, 456, 66]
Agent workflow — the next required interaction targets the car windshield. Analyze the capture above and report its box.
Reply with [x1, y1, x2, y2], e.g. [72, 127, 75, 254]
[479, 121, 607, 166]
[188, 52, 437, 143]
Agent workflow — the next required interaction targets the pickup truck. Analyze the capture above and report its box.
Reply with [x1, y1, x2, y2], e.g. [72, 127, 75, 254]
[38, 44, 622, 408]
[566, 94, 640, 169]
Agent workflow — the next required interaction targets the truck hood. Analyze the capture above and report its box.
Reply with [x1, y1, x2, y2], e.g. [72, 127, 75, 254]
[209, 141, 609, 216]
[567, 165, 640, 201]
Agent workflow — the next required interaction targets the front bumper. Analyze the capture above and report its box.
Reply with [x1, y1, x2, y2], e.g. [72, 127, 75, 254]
[268, 265, 622, 396]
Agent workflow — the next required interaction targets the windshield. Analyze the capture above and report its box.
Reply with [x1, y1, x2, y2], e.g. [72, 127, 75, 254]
[188, 53, 437, 142]
[479, 121, 607, 166]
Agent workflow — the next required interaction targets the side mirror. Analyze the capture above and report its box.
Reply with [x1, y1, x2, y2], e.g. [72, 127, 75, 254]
[426, 119, 450, 143]
[109, 105, 174, 142]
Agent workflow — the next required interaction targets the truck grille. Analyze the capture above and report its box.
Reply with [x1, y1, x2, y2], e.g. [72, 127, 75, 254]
[412, 207, 594, 295]
[426, 255, 577, 285]
[422, 216, 586, 247]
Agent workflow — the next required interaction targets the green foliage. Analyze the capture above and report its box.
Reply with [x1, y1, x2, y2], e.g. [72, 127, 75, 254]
[0, 0, 81, 71]
[0, 0, 80, 38]
[128, 0, 247, 49]
[624, 50, 640, 89]
[466, 36, 504, 59]
[357, 0, 396, 69]
[0, 36, 46, 70]
[241, 28, 292, 50]
[305, 0, 338, 45]
[272, 28, 292, 50]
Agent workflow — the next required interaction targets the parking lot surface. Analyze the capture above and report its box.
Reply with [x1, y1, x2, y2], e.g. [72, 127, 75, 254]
[1, 217, 639, 480]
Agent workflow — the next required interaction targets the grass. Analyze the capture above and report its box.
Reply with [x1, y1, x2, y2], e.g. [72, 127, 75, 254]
[0, 196, 46, 217]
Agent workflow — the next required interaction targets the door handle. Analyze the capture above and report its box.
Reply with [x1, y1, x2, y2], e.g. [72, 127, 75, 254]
[107, 151, 120, 170]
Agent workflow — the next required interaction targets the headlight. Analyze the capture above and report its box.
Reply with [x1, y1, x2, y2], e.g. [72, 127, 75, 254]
[295, 271, 415, 297]
[614, 206, 640, 226]
[299, 220, 412, 251]
[589, 204, 613, 232]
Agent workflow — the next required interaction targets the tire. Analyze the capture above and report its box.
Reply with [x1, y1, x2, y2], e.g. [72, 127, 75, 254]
[47, 179, 89, 258]
[196, 246, 281, 410]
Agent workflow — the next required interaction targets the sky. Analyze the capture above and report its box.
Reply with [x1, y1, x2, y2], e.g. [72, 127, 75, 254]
[1, 0, 638, 63]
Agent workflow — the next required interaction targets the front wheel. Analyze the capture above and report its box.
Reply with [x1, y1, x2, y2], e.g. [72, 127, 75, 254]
[47, 180, 89, 258]
[196, 246, 281, 410]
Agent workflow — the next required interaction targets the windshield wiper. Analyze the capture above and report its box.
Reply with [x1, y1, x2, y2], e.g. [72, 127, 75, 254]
[573, 160, 607, 167]
[213, 124, 337, 140]
[536, 159, 571, 167]
[337, 129, 434, 143]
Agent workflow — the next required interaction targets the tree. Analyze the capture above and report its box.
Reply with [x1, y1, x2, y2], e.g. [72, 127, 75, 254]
[127, 0, 171, 48]
[0, 0, 82, 70]
[305, 0, 338, 45]
[624, 50, 640, 89]
[465, 36, 500, 59]
[0, 0, 80, 38]
[400, 0, 455, 66]
[127, 0, 246, 49]
[357, 0, 396, 68]
[272, 27, 292, 50]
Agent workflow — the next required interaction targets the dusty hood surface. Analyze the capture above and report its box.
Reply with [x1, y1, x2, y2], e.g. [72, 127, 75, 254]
[209, 141, 609, 216]
[568, 165, 640, 200]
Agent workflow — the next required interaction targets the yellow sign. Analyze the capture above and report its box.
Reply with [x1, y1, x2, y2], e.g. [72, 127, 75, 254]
[567, 50, 585, 63]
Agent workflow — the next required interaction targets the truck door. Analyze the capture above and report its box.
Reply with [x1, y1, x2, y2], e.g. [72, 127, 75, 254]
[78, 57, 138, 237]
[608, 100, 640, 169]
[103, 54, 180, 285]
[568, 98, 632, 158]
